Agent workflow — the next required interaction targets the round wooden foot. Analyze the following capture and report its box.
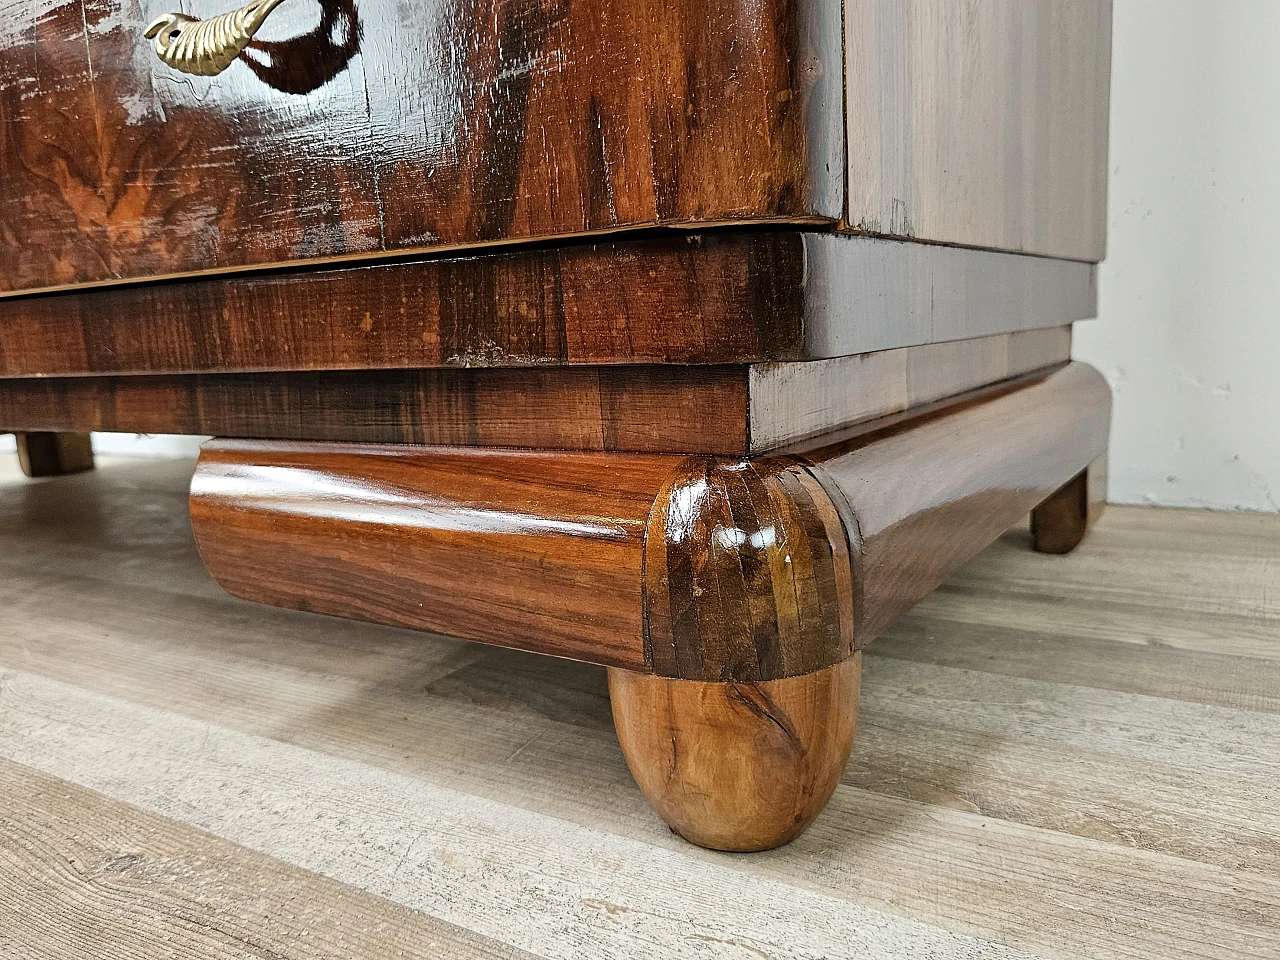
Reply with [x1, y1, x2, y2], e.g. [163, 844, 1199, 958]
[1031, 452, 1108, 554]
[608, 655, 860, 852]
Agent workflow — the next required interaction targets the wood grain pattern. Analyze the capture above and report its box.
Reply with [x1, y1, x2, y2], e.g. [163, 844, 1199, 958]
[0, 365, 752, 454]
[608, 656, 860, 851]
[188, 363, 1110, 685]
[0, 0, 1114, 298]
[0, 232, 1093, 377]
[0, 0, 841, 295]
[642, 457, 854, 681]
[0, 329, 1071, 454]
[189, 440, 863, 683]
[1032, 452, 1109, 554]
[13, 431, 94, 477]
[0, 233, 802, 374]
[845, 0, 1113, 260]
[748, 325, 1071, 451]
[812, 362, 1112, 644]
[0, 758, 532, 960]
[189, 440, 674, 670]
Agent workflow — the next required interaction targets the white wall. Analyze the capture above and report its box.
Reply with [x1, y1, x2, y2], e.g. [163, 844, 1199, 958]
[1074, 0, 1280, 511]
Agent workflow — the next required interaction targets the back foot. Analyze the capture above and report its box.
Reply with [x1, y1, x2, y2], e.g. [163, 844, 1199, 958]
[14, 432, 95, 478]
[1032, 452, 1107, 554]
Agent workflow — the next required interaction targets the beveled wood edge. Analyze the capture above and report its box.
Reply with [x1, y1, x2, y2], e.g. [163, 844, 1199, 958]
[0, 229, 1095, 379]
[186, 363, 1109, 684]
[0, 218, 837, 303]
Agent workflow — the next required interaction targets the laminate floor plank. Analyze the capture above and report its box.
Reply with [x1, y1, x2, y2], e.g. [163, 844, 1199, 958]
[910, 515, 1280, 658]
[0, 669, 1032, 960]
[1, 456, 1278, 959]
[845, 710, 1280, 873]
[870, 611, 1280, 713]
[0, 759, 536, 960]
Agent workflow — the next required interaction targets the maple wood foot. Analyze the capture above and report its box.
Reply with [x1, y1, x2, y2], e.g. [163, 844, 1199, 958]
[14, 432, 95, 478]
[608, 655, 860, 852]
[1031, 451, 1108, 554]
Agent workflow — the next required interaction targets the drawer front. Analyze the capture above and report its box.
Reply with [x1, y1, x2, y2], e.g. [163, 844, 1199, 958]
[0, 0, 844, 294]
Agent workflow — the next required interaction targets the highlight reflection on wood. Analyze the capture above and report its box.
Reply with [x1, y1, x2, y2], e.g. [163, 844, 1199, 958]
[0, 328, 1072, 455]
[191, 363, 1111, 682]
[0, 0, 1116, 859]
[0, 1, 1111, 297]
[190, 443, 673, 670]
[0, 0, 841, 294]
[643, 457, 855, 681]
[179, 362, 1113, 852]
[608, 656, 861, 852]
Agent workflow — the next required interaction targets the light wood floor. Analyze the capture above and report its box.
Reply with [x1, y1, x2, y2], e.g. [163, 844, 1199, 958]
[1, 455, 1277, 960]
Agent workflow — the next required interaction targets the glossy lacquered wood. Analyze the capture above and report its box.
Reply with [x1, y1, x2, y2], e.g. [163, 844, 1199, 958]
[0, 233, 1092, 377]
[608, 656, 861, 852]
[190, 442, 673, 670]
[643, 458, 854, 682]
[0, 366, 751, 455]
[810, 362, 1112, 643]
[12, 432, 94, 478]
[0, 329, 1072, 455]
[0, 0, 1112, 297]
[0, 0, 841, 295]
[189, 363, 1111, 681]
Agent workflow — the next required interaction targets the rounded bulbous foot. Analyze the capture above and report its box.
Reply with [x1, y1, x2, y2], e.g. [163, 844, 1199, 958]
[608, 655, 860, 852]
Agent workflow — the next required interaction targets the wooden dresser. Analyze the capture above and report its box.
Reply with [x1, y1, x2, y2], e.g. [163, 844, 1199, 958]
[0, 0, 1113, 851]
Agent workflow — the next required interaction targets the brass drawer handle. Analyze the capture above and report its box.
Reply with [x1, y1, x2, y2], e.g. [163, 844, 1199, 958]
[145, 0, 287, 77]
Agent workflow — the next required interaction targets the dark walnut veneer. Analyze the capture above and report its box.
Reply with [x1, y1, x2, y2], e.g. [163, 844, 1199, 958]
[189, 363, 1111, 680]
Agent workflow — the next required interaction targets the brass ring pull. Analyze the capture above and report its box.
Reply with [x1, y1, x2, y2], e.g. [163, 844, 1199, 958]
[144, 0, 287, 77]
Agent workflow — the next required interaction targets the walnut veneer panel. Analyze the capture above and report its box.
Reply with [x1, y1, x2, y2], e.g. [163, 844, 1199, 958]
[0, 366, 752, 453]
[0, 0, 1113, 295]
[0, 329, 1070, 453]
[190, 441, 675, 671]
[0, 0, 842, 295]
[0, 233, 1092, 377]
[812, 363, 1112, 643]
[845, 0, 1113, 261]
[189, 363, 1111, 679]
